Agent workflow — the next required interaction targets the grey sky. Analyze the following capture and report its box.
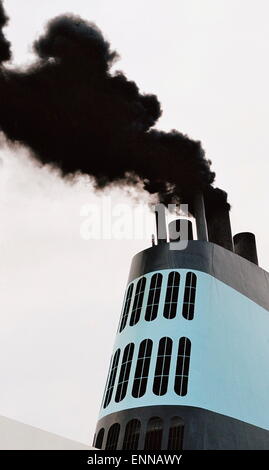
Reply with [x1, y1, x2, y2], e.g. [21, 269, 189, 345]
[1, 0, 269, 443]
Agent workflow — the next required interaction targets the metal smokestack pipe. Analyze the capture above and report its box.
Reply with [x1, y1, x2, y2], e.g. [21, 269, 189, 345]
[233, 232, 259, 265]
[168, 219, 193, 242]
[155, 204, 167, 244]
[193, 192, 208, 241]
[206, 206, 234, 252]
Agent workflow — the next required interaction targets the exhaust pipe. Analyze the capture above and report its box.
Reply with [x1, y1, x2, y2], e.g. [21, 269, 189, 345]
[205, 204, 234, 252]
[233, 232, 258, 265]
[193, 192, 208, 241]
[155, 204, 167, 244]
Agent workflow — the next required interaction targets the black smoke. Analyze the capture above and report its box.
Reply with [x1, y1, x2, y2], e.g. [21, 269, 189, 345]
[0, 0, 11, 63]
[0, 1, 229, 210]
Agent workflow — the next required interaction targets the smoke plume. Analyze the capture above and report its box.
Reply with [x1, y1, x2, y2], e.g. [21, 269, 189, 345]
[0, 1, 229, 210]
[0, 0, 10, 63]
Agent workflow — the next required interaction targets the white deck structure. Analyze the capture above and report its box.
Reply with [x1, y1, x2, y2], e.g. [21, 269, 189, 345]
[0, 415, 94, 450]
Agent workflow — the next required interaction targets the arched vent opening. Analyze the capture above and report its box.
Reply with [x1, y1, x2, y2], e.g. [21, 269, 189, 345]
[122, 419, 141, 450]
[144, 417, 163, 450]
[105, 423, 120, 450]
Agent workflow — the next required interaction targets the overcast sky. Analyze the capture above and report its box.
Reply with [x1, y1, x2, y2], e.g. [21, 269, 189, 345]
[1, 0, 269, 444]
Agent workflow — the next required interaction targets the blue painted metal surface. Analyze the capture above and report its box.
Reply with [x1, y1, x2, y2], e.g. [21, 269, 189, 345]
[99, 268, 269, 432]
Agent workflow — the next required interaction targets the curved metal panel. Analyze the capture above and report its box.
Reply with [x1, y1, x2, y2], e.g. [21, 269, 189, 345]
[128, 241, 269, 311]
